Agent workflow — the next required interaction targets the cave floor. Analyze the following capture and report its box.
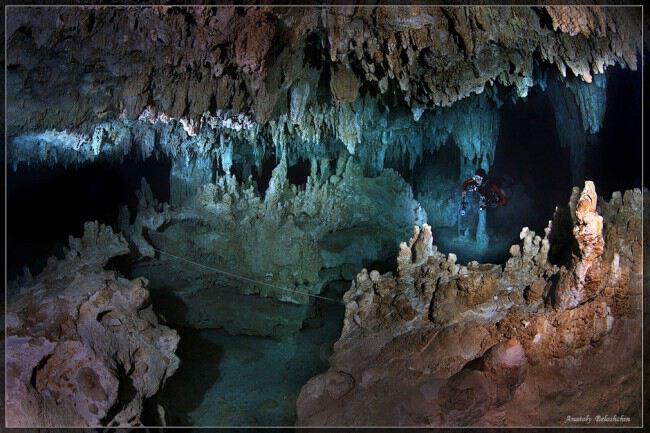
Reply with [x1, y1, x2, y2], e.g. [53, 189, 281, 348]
[158, 301, 344, 426]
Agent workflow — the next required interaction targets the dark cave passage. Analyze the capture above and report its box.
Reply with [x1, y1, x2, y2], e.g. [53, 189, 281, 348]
[586, 66, 642, 197]
[413, 137, 461, 185]
[407, 66, 641, 265]
[250, 153, 313, 196]
[6, 156, 172, 279]
[287, 158, 312, 187]
[407, 91, 571, 265]
[251, 152, 277, 196]
[490, 84, 573, 240]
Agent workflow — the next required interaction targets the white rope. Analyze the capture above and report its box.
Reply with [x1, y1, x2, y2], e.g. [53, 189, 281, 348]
[151, 247, 343, 304]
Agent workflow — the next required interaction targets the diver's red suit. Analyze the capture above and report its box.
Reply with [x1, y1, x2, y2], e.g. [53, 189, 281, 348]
[461, 169, 507, 211]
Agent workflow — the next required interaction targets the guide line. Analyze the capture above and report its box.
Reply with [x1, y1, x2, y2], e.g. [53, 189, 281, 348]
[151, 247, 343, 304]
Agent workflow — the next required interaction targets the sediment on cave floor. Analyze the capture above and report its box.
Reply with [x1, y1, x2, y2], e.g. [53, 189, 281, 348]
[5, 5, 644, 428]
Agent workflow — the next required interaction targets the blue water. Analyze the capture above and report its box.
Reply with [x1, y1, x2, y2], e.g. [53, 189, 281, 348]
[158, 301, 344, 426]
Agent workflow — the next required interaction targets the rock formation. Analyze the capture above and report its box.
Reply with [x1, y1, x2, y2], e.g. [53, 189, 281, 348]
[4, 5, 643, 427]
[555, 181, 606, 309]
[6, 6, 640, 185]
[296, 182, 643, 426]
[6, 6, 639, 132]
[5, 222, 180, 427]
[124, 155, 425, 338]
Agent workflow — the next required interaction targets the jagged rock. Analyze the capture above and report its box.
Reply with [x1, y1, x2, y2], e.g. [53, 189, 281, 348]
[555, 181, 605, 309]
[600, 188, 643, 273]
[233, 8, 277, 75]
[17, 221, 131, 281]
[5, 223, 180, 427]
[127, 158, 426, 338]
[296, 183, 643, 426]
[6, 7, 640, 179]
[119, 178, 171, 258]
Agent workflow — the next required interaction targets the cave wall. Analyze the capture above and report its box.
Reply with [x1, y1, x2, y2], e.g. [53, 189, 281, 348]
[6, 6, 640, 131]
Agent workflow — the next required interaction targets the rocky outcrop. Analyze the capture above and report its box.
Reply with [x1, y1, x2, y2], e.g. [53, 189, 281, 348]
[119, 178, 171, 258]
[555, 181, 605, 309]
[296, 182, 643, 426]
[5, 222, 180, 428]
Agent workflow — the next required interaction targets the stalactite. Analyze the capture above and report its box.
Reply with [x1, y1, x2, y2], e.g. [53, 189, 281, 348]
[546, 72, 607, 185]
[570, 73, 608, 135]
[170, 156, 213, 206]
[427, 92, 500, 180]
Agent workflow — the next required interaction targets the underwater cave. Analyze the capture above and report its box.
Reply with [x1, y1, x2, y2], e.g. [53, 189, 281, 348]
[4, 5, 644, 429]
[6, 155, 172, 280]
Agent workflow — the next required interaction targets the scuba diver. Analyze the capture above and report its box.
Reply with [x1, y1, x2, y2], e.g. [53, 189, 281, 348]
[460, 168, 507, 216]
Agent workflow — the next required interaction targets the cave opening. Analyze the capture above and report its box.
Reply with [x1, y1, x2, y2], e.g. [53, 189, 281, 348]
[251, 152, 276, 196]
[411, 137, 461, 187]
[586, 66, 642, 197]
[6, 155, 172, 280]
[287, 158, 311, 187]
[409, 83, 572, 265]
[229, 159, 245, 182]
[489, 84, 573, 244]
[406, 65, 641, 267]
[303, 32, 324, 70]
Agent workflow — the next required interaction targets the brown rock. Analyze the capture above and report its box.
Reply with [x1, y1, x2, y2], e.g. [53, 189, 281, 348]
[481, 338, 528, 405]
[556, 181, 606, 309]
[324, 371, 355, 399]
[330, 65, 361, 103]
[439, 369, 496, 425]
[297, 184, 643, 426]
[5, 223, 180, 428]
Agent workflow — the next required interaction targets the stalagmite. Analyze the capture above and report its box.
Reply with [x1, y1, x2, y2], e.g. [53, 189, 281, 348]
[555, 181, 606, 309]
[297, 183, 643, 426]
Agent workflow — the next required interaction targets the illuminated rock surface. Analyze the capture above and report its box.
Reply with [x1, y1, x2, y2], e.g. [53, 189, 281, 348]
[6, 6, 640, 183]
[296, 182, 643, 426]
[5, 222, 180, 427]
